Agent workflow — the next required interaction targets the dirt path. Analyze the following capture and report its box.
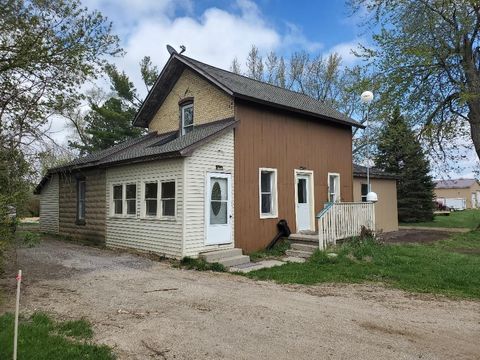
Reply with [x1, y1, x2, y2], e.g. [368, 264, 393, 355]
[1, 239, 479, 360]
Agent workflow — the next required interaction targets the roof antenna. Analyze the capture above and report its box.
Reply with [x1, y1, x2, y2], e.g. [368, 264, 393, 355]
[179, 45, 186, 55]
[166, 44, 177, 55]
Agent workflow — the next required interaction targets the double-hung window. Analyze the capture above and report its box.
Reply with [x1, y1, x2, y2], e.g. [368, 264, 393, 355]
[361, 183, 368, 202]
[161, 181, 176, 217]
[181, 103, 194, 135]
[113, 185, 123, 215]
[145, 182, 158, 216]
[126, 184, 137, 215]
[259, 168, 277, 218]
[328, 173, 340, 202]
[77, 178, 86, 223]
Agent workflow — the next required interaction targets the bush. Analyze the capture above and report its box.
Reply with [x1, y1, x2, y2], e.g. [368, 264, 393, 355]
[23, 232, 41, 248]
[179, 257, 226, 272]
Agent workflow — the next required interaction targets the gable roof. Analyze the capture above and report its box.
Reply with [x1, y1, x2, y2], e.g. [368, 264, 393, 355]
[352, 164, 398, 180]
[34, 118, 237, 194]
[435, 179, 479, 189]
[133, 54, 363, 129]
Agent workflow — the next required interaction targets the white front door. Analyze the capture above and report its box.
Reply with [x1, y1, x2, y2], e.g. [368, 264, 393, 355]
[205, 173, 232, 245]
[296, 174, 313, 232]
[472, 193, 477, 209]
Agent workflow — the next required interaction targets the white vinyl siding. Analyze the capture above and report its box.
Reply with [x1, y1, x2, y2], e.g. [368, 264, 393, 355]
[183, 130, 234, 257]
[105, 159, 184, 258]
[39, 174, 59, 234]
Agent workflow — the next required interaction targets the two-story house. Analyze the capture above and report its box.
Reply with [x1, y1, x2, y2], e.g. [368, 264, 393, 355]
[36, 50, 366, 261]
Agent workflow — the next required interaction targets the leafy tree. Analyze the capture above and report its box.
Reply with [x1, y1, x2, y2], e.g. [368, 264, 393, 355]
[245, 45, 264, 81]
[68, 57, 159, 154]
[375, 107, 435, 222]
[0, 0, 121, 152]
[350, 0, 480, 162]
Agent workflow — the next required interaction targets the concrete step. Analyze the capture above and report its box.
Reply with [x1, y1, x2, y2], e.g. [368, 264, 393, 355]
[200, 248, 242, 262]
[288, 233, 318, 243]
[285, 249, 314, 259]
[218, 255, 251, 267]
[291, 243, 318, 252]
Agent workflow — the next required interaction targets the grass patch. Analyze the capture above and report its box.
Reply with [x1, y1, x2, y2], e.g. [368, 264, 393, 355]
[246, 231, 480, 299]
[400, 209, 480, 229]
[0, 312, 114, 359]
[249, 238, 291, 262]
[22, 231, 41, 248]
[178, 257, 226, 272]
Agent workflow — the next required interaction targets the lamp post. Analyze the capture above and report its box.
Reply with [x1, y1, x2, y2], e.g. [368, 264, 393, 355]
[360, 91, 377, 203]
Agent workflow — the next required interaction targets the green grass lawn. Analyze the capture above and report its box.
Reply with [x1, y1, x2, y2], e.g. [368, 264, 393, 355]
[246, 231, 480, 299]
[400, 209, 480, 229]
[0, 312, 115, 359]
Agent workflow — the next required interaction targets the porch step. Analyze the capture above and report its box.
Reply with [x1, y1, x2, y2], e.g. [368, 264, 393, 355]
[200, 248, 243, 263]
[288, 233, 318, 243]
[285, 249, 314, 259]
[218, 255, 251, 267]
[199, 248, 251, 268]
[290, 243, 318, 252]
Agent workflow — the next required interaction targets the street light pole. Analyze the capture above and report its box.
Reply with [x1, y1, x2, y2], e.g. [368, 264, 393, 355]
[360, 91, 377, 203]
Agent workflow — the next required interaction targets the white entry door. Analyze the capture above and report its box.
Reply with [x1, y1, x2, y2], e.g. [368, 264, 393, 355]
[296, 174, 313, 232]
[205, 173, 232, 245]
[472, 193, 477, 209]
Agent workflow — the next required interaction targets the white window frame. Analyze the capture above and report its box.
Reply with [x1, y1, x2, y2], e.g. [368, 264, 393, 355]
[160, 180, 176, 219]
[77, 179, 86, 222]
[259, 168, 278, 219]
[361, 183, 368, 202]
[143, 181, 159, 218]
[125, 183, 137, 216]
[327, 173, 341, 203]
[181, 103, 194, 135]
[112, 183, 124, 216]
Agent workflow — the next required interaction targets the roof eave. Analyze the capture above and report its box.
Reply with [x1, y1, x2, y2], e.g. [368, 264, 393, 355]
[233, 93, 364, 129]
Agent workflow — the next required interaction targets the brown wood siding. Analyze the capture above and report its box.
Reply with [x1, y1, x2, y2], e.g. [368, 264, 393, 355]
[234, 101, 354, 253]
[59, 169, 106, 244]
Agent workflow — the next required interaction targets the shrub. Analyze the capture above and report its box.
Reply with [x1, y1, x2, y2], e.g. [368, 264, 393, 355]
[23, 232, 41, 248]
[179, 257, 226, 272]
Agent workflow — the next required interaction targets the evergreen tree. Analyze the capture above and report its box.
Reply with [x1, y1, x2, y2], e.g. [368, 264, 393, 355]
[69, 56, 158, 155]
[375, 107, 434, 222]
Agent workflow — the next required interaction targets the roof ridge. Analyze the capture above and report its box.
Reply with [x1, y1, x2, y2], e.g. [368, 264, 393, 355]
[180, 54, 334, 103]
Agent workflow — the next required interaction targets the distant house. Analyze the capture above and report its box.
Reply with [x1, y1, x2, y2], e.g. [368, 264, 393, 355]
[35, 50, 398, 260]
[434, 179, 480, 209]
[352, 165, 398, 232]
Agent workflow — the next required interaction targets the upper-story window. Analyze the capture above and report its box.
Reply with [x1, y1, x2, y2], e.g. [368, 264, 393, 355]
[181, 103, 194, 135]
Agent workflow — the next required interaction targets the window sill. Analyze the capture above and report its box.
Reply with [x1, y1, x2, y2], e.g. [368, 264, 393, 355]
[260, 214, 278, 219]
[108, 215, 138, 219]
[139, 216, 177, 222]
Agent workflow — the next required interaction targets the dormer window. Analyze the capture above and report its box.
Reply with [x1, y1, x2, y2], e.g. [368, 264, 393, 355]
[181, 102, 194, 135]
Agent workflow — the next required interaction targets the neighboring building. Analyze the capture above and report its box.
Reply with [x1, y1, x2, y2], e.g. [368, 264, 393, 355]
[35, 50, 386, 257]
[352, 165, 399, 232]
[434, 179, 480, 209]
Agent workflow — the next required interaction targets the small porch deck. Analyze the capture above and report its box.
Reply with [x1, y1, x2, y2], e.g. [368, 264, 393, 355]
[287, 202, 376, 257]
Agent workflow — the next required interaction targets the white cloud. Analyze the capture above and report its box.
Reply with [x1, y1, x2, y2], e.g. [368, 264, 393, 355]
[325, 39, 364, 66]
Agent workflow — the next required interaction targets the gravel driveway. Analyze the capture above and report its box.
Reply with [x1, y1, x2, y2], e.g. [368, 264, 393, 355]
[1, 238, 479, 360]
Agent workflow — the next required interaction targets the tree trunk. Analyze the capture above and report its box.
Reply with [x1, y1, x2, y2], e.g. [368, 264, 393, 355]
[469, 104, 480, 161]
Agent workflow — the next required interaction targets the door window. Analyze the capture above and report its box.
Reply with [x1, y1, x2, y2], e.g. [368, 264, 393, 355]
[297, 178, 307, 203]
[210, 178, 228, 224]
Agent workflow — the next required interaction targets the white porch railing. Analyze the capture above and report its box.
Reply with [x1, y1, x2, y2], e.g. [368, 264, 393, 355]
[317, 202, 375, 250]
